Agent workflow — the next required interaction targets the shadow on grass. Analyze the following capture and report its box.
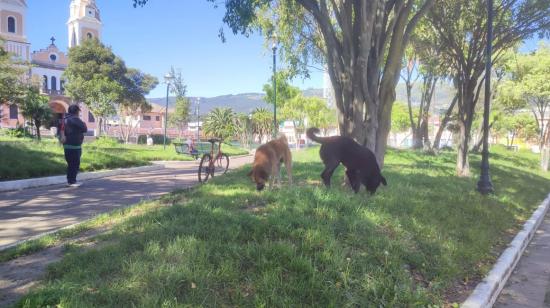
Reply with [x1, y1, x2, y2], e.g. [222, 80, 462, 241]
[0, 142, 66, 181]
[16, 152, 550, 307]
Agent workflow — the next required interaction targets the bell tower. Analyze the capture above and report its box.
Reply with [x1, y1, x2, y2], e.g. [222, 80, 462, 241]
[67, 0, 102, 48]
[0, 0, 30, 61]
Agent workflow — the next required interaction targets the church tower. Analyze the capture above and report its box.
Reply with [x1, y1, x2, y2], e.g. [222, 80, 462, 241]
[67, 0, 102, 48]
[0, 0, 30, 61]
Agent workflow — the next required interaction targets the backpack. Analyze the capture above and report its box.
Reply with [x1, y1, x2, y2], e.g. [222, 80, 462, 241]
[58, 118, 66, 144]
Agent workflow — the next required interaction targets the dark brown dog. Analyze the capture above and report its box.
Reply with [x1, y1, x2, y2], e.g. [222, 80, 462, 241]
[248, 134, 293, 191]
[306, 127, 387, 194]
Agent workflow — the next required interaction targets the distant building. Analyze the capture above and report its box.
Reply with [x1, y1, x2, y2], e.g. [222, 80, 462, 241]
[0, 0, 100, 134]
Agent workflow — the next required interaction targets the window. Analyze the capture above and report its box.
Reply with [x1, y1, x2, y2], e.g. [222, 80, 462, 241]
[9, 105, 18, 119]
[87, 33, 93, 39]
[49, 54, 57, 62]
[51, 76, 57, 91]
[88, 112, 95, 123]
[155, 116, 160, 121]
[42, 75, 48, 90]
[143, 115, 151, 121]
[7, 17, 16, 33]
[60, 80, 65, 92]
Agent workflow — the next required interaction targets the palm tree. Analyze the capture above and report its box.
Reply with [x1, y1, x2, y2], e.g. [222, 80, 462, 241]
[202, 107, 237, 141]
[251, 107, 272, 143]
[234, 113, 252, 148]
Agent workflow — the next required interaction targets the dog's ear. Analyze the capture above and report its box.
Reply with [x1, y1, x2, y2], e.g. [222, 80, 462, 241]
[380, 175, 387, 186]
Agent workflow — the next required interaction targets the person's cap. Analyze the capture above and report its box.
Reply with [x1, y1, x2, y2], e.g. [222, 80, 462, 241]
[68, 104, 81, 114]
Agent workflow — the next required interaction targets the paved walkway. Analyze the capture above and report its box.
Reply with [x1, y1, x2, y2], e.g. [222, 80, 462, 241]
[495, 211, 550, 308]
[0, 156, 252, 248]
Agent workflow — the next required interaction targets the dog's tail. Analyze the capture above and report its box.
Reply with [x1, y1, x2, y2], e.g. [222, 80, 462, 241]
[306, 127, 328, 144]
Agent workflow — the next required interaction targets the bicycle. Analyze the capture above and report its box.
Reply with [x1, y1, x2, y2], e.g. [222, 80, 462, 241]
[198, 138, 230, 183]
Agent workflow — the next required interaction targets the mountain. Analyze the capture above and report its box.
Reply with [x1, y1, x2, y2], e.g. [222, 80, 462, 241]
[148, 93, 270, 116]
[147, 83, 455, 116]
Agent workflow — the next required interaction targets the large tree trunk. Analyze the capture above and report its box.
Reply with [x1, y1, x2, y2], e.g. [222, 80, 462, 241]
[300, 0, 434, 168]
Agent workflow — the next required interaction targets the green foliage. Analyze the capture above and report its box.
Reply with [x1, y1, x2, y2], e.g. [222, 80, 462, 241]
[493, 113, 539, 145]
[303, 96, 336, 131]
[251, 107, 272, 141]
[262, 71, 300, 107]
[17, 86, 52, 140]
[121, 68, 158, 112]
[0, 41, 26, 104]
[15, 145, 550, 306]
[64, 39, 127, 134]
[391, 101, 412, 133]
[4, 125, 32, 138]
[234, 113, 253, 148]
[168, 67, 191, 132]
[202, 107, 237, 141]
[496, 43, 550, 147]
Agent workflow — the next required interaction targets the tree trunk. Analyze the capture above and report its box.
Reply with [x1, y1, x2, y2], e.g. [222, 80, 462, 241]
[541, 146, 550, 171]
[433, 95, 457, 150]
[96, 117, 103, 136]
[293, 121, 300, 150]
[456, 120, 471, 177]
[34, 120, 41, 141]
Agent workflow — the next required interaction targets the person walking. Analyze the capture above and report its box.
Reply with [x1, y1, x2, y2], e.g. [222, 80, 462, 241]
[61, 104, 87, 187]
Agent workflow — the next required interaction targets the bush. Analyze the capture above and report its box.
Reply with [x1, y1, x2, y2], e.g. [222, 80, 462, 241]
[137, 134, 171, 145]
[92, 136, 121, 147]
[5, 125, 33, 138]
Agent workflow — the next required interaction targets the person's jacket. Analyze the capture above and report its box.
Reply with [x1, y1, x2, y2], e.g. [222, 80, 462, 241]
[62, 114, 87, 146]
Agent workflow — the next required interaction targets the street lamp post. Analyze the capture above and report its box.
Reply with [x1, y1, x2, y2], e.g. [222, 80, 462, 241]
[272, 34, 278, 138]
[477, 0, 494, 194]
[196, 97, 200, 141]
[163, 72, 175, 150]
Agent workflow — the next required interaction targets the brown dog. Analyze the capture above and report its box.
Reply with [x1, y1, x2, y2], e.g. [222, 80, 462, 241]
[306, 127, 387, 194]
[248, 134, 293, 191]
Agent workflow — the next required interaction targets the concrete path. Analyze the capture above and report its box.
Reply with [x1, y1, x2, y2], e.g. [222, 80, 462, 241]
[495, 212, 550, 308]
[0, 156, 252, 249]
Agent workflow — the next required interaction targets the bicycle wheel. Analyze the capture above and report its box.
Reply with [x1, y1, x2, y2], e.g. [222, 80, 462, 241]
[198, 154, 212, 183]
[215, 153, 230, 174]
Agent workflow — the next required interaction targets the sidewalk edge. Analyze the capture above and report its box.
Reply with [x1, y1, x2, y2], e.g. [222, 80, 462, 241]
[462, 193, 550, 308]
[0, 164, 164, 193]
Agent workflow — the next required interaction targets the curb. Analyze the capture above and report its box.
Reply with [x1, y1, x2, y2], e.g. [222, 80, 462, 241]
[462, 193, 550, 308]
[0, 164, 165, 193]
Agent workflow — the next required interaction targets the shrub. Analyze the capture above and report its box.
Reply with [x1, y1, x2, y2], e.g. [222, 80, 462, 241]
[5, 125, 33, 138]
[92, 136, 121, 147]
[137, 134, 171, 145]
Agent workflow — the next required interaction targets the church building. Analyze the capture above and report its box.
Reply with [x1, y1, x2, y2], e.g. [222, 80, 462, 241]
[0, 0, 100, 134]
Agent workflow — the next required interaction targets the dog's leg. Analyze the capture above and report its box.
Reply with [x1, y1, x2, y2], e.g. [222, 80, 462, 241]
[321, 161, 339, 187]
[346, 169, 361, 193]
[277, 161, 282, 186]
[285, 151, 293, 185]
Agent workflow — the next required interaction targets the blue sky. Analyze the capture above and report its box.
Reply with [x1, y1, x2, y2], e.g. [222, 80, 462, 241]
[25, 1, 544, 99]
[26, 0, 324, 99]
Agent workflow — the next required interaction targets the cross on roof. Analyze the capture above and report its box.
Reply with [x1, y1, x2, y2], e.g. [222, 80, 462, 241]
[50, 36, 56, 45]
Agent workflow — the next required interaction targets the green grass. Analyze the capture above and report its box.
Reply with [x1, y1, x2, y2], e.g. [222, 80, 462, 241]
[15, 146, 550, 307]
[0, 137, 248, 181]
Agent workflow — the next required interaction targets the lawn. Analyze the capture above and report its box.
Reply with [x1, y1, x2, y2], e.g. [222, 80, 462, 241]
[0, 136, 249, 181]
[15, 146, 550, 307]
